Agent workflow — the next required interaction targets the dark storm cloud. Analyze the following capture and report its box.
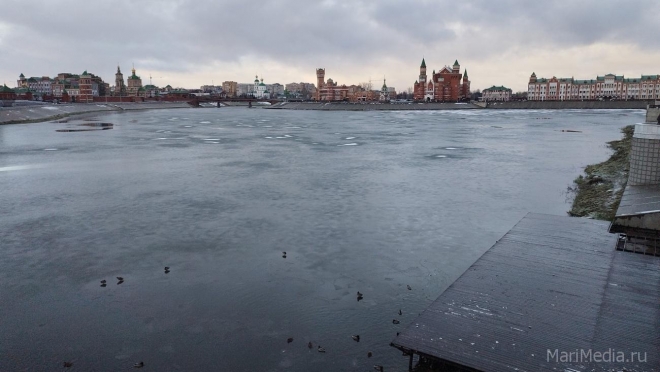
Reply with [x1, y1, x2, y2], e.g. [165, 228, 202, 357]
[0, 0, 658, 87]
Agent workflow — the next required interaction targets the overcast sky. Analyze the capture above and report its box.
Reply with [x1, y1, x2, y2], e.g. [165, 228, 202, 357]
[1, 0, 659, 93]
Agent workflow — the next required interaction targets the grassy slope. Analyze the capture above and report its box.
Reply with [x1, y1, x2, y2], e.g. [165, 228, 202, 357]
[568, 125, 634, 220]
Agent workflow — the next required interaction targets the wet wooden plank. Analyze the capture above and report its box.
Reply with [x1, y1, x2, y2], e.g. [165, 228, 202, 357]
[391, 213, 660, 371]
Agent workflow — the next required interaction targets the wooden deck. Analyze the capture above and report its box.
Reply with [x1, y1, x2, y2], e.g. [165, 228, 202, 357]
[391, 213, 660, 371]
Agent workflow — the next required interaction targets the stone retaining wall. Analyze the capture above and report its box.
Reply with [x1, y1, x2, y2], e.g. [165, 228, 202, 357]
[629, 124, 660, 186]
[646, 107, 660, 123]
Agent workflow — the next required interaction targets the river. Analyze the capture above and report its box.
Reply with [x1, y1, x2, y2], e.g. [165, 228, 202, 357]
[0, 108, 644, 371]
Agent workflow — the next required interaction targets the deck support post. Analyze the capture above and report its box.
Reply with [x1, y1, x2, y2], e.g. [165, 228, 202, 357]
[408, 353, 413, 371]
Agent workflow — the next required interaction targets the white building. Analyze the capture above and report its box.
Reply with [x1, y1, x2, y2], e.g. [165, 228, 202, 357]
[528, 73, 660, 101]
[482, 85, 512, 101]
[253, 76, 270, 99]
[18, 75, 53, 95]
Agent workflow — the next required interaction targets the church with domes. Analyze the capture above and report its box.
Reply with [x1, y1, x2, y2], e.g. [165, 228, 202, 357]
[413, 58, 470, 102]
[253, 75, 270, 99]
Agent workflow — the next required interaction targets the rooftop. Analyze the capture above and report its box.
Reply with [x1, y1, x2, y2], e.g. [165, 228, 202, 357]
[484, 85, 511, 92]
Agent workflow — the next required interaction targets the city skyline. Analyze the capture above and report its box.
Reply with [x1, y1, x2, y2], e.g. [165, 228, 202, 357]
[1, 0, 659, 93]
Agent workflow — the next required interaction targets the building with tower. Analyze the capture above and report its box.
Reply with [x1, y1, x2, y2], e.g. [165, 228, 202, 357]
[253, 75, 270, 99]
[114, 66, 126, 96]
[313, 68, 395, 102]
[315, 68, 325, 101]
[413, 58, 470, 102]
[379, 79, 391, 102]
[126, 67, 143, 97]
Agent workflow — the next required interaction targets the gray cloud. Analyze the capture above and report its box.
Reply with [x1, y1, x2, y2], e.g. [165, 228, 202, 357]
[1, 0, 658, 91]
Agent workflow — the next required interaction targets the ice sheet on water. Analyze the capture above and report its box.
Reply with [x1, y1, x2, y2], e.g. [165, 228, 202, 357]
[0, 165, 43, 172]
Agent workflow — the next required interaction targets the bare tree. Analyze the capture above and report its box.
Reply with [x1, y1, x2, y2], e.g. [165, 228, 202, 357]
[359, 82, 372, 91]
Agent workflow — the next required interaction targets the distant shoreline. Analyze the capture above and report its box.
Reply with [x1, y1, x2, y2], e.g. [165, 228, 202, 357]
[1, 100, 650, 125]
[268, 100, 650, 111]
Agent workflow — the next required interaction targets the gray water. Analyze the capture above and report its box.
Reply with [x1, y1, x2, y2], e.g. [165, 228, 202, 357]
[0, 108, 643, 371]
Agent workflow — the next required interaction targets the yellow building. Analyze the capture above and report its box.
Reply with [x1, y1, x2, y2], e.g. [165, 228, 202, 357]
[126, 67, 143, 97]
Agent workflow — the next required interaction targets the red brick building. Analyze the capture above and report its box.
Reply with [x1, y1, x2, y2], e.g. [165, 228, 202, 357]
[78, 71, 93, 103]
[413, 58, 470, 102]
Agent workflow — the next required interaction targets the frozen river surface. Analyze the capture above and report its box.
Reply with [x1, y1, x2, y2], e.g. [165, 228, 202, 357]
[0, 108, 643, 371]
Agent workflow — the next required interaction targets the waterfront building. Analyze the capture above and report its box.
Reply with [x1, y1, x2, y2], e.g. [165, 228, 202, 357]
[141, 84, 159, 98]
[284, 82, 301, 93]
[268, 83, 284, 97]
[222, 81, 238, 97]
[14, 88, 33, 100]
[114, 66, 127, 96]
[314, 68, 351, 101]
[252, 76, 270, 99]
[17, 72, 105, 100]
[413, 58, 471, 102]
[17, 73, 26, 88]
[284, 82, 316, 99]
[379, 79, 390, 102]
[78, 71, 93, 103]
[17, 75, 53, 95]
[1, 84, 17, 107]
[350, 88, 378, 102]
[126, 67, 142, 97]
[482, 85, 512, 101]
[313, 68, 395, 102]
[200, 85, 222, 94]
[527, 73, 660, 101]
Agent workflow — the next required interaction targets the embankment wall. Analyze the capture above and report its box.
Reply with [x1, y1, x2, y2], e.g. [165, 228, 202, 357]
[485, 101, 649, 110]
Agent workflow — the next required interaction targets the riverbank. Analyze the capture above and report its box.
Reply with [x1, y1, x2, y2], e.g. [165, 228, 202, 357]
[270, 100, 651, 111]
[0, 101, 193, 125]
[485, 100, 649, 110]
[568, 125, 634, 220]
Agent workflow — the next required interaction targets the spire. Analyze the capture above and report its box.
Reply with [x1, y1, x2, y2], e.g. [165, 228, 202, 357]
[420, 58, 426, 68]
[453, 60, 459, 66]
[463, 69, 468, 78]
[117, 65, 121, 73]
